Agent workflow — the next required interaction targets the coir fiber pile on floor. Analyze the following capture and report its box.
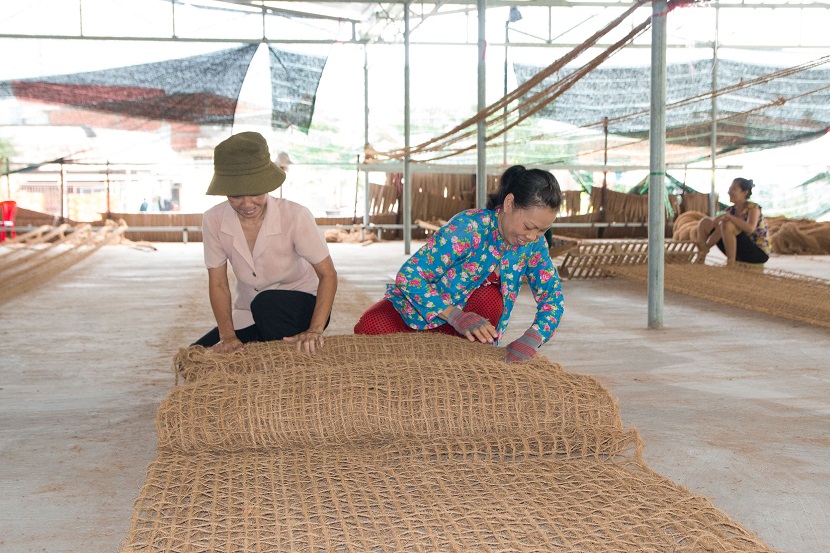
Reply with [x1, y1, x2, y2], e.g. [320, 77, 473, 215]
[122, 334, 776, 552]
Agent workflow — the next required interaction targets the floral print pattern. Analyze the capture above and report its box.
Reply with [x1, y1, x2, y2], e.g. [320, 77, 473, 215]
[727, 201, 770, 254]
[385, 208, 564, 346]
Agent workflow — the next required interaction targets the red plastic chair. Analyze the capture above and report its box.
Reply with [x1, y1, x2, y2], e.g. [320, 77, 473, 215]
[1, 200, 17, 243]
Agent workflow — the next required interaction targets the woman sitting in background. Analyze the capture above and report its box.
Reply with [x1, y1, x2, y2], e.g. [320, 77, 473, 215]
[695, 177, 770, 267]
[353, 165, 564, 363]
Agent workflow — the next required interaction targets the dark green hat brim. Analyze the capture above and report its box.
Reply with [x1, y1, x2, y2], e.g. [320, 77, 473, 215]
[206, 162, 285, 196]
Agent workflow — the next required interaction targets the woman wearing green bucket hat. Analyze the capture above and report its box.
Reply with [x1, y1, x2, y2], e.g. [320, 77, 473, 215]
[193, 131, 337, 355]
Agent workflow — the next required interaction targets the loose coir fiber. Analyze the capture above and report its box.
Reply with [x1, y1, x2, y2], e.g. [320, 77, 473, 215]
[123, 333, 776, 552]
[609, 263, 830, 329]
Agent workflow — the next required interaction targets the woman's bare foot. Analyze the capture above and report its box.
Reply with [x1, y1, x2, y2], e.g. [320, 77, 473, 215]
[694, 245, 709, 264]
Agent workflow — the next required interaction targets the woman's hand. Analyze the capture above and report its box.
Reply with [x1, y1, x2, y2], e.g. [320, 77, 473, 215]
[443, 306, 499, 343]
[504, 328, 544, 362]
[284, 330, 325, 355]
[465, 320, 499, 343]
[212, 336, 244, 354]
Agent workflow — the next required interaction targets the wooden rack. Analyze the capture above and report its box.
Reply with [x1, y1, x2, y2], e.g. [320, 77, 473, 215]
[558, 239, 697, 279]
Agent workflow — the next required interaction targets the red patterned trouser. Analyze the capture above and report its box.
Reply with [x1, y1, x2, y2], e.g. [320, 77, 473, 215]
[353, 273, 503, 338]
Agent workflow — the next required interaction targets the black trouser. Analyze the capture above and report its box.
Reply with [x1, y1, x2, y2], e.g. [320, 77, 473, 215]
[193, 289, 325, 347]
[712, 231, 770, 264]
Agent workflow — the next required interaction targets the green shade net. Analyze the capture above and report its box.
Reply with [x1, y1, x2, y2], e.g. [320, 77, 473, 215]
[515, 58, 830, 164]
[268, 46, 327, 133]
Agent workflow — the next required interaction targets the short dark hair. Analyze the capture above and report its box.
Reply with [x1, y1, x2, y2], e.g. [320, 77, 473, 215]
[486, 165, 563, 211]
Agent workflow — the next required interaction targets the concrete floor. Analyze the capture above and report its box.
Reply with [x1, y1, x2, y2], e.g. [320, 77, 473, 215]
[0, 240, 828, 553]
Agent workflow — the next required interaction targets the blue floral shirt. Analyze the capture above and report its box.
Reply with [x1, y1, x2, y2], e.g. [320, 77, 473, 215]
[384, 208, 564, 346]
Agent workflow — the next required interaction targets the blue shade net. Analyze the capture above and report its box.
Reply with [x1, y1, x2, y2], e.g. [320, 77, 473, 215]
[515, 58, 830, 161]
[0, 44, 327, 133]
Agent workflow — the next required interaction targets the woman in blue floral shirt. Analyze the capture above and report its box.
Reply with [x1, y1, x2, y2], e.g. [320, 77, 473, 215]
[354, 165, 564, 362]
[695, 177, 770, 266]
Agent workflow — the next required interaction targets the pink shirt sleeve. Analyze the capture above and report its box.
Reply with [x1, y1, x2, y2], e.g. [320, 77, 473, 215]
[202, 204, 229, 269]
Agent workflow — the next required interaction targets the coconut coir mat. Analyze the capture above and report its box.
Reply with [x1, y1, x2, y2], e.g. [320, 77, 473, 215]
[608, 263, 830, 329]
[173, 333, 562, 382]
[123, 333, 776, 552]
[160, 359, 637, 461]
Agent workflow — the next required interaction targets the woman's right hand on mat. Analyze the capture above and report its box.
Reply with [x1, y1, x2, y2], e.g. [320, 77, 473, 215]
[212, 336, 244, 354]
[284, 330, 325, 355]
[445, 306, 498, 343]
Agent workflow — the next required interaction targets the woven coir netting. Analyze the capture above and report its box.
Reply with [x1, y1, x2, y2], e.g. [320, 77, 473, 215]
[159, 357, 636, 461]
[123, 333, 776, 552]
[609, 263, 830, 329]
[124, 451, 771, 553]
[174, 333, 560, 382]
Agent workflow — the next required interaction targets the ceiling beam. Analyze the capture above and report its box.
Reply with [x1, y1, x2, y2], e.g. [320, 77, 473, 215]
[1, 33, 827, 50]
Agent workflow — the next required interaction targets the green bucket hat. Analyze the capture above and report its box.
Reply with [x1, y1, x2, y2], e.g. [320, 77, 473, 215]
[206, 132, 286, 196]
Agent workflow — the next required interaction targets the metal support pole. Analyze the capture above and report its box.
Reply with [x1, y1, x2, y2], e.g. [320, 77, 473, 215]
[599, 117, 609, 238]
[3, 157, 10, 199]
[476, 0, 487, 208]
[709, 6, 720, 217]
[647, 0, 667, 329]
[352, 154, 360, 224]
[171, 0, 176, 38]
[105, 161, 111, 218]
[602, 117, 609, 188]
[503, 22, 509, 167]
[362, 44, 370, 242]
[502, 7, 521, 168]
[60, 159, 66, 223]
[403, 1, 412, 254]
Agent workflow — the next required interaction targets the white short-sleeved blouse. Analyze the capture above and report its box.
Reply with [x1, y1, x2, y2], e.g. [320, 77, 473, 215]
[202, 195, 330, 329]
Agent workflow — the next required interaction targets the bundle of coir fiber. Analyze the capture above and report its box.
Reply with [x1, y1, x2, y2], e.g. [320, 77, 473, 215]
[677, 192, 713, 215]
[589, 188, 648, 222]
[124, 333, 776, 552]
[768, 218, 830, 255]
[562, 189, 582, 215]
[323, 227, 378, 244]
[672, 210, 706, 242]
